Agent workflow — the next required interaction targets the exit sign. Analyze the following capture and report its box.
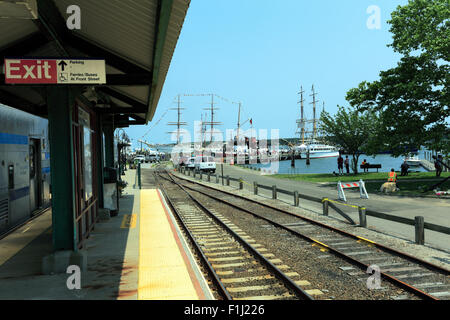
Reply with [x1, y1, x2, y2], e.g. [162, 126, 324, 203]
[4, 58, 106, 84]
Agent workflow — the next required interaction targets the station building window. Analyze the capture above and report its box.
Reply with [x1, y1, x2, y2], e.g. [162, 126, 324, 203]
[79, 108, 93, 201]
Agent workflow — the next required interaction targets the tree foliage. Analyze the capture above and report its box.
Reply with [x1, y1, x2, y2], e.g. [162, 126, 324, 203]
[320, 106, 381, 173]
[346, 0, 449, 156]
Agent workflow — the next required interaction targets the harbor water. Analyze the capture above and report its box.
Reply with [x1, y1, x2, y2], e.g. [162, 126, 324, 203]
[160, 145, 436, 175]
[248, 151, 429, 174]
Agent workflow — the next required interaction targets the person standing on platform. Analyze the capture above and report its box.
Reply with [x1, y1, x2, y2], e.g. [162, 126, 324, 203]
[344, 156, 350, 174]
[337, 155, 344, 175]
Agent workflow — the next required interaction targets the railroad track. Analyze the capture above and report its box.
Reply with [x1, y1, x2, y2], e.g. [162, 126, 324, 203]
[161, 169, 450, 300]
[155, 171, 318, 300]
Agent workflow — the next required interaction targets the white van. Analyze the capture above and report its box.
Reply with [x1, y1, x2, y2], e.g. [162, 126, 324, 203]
[194, 156, 216, 173]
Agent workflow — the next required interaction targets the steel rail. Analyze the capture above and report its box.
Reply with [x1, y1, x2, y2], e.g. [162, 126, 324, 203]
[154, 173, 232, 300]
[156, 177, 230, 299]
[167, 171, 445, 300]
[172, 171, 450, 275]
[158, 171, 314, 300]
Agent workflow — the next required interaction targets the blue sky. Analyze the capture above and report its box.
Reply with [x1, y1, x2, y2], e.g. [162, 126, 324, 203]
[125, 0, 408, 149]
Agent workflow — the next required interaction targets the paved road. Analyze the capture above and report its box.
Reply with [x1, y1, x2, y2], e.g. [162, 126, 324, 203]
[206, 164, 450, 252]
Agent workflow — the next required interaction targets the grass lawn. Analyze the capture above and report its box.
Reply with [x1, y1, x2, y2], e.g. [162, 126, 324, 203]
[273, 171, 450, 183]
[364, 179, 450, 196]
[273, 171, 450, 196]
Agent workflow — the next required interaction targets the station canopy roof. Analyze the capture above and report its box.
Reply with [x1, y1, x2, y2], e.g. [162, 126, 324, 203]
[0, 0, 190, 126]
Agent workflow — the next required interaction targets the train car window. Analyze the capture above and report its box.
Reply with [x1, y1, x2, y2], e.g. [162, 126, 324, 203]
[8, 165, 14, 189]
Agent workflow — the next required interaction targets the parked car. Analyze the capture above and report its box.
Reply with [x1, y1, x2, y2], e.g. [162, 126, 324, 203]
[194, 156, 216, 173]
[134, 155, 145, 164]
[186, 157, 196, 169]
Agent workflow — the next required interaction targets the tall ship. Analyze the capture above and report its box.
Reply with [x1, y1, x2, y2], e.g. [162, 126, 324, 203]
[294, 85, 339, 159]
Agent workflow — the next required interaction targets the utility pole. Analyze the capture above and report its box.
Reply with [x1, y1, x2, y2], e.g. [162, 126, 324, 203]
[210, 94, 215, 143]
[237, 102, 241, 143]
[200, 112, 207, 147]
[200, 113, 204, 147]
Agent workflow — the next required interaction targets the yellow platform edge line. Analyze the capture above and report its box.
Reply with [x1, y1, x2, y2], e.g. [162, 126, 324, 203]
[138, 189, 201, 300]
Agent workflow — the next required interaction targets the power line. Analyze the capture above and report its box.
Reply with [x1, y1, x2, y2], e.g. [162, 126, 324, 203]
[140, 96, 178, 139]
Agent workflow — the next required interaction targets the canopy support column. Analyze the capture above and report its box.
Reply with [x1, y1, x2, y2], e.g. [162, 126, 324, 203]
[96, 116, 105, 208]
[103, 124, 115, 168]
[47, 87, 76, 251]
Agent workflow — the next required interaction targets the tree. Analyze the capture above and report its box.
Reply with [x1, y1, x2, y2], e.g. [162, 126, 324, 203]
[320, 106, 381, 173]
[346, 0, 449, 157]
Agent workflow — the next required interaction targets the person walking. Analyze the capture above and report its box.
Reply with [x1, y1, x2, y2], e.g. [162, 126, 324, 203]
[344, 156, 350, 174]
[337, 155, 344, 175]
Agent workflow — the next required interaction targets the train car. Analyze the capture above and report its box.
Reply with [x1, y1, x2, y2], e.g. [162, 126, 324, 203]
[0, 104, 51, 234]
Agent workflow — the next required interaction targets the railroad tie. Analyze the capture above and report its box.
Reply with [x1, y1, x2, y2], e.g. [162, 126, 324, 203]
[234, 293, 294, 300]
[204, 251, 241, 257]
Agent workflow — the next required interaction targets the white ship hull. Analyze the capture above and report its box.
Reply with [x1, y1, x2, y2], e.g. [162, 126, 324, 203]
[406, 160, 421, 167]
[302, 151, 340, 159]
[294, 143, 339, 159]
[405, 155, 421, 167]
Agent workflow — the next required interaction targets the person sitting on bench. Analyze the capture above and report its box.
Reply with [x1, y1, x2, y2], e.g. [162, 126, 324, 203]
[361, 159, 368, 173]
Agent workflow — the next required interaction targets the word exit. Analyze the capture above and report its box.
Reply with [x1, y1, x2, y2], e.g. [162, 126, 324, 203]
[4, 58, 106, 84]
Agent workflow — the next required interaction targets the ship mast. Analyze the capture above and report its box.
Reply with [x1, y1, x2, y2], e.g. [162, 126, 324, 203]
[297, 85, 306, 144]
[167, 94, 187, 145]
[310, 85, 319, 142]
[203, 94, 222, 143]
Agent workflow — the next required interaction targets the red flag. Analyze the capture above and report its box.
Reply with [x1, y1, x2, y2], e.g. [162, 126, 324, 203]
[250, 118, 253, 125]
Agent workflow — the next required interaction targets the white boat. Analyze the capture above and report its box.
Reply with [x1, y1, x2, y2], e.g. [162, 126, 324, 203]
[294, 142, 339, 159]
[404, 154, 421, 167]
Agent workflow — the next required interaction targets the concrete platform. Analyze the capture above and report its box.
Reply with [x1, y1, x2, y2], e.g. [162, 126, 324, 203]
[0, 168, 213, 300]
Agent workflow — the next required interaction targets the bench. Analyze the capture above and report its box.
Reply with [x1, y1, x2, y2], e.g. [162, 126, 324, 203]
[360, 164, 382, 172]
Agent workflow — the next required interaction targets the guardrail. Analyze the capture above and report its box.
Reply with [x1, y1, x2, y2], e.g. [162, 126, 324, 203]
[178, 166, 450, 245]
